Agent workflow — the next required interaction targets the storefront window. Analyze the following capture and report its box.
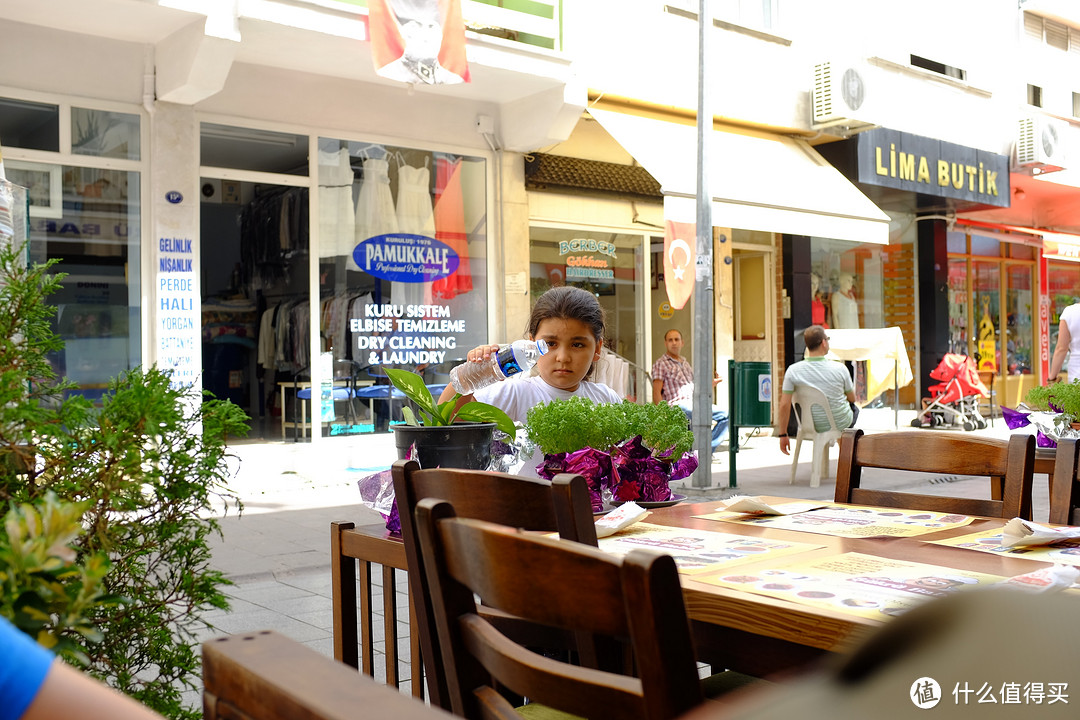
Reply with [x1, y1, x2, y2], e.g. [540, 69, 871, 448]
[1048, 261, 1080, 355]
[72, 108, 140, 160]
[808, 219, 917, 405]
[947, 258, 968, 354]
[947, 230, 1037, 393]
[29, 165, 142, 401]
[808, 238, 910, 332]
[0, 97, 59, 152]
[972, 260, 1000, 372]
[528, 227, 646, 398]
[200, 123, 308, 176]
[1005, 264, 1034, 376]
[317, 138, 488, 436]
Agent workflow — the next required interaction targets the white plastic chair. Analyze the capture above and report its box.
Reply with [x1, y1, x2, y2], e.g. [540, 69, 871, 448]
[789, 385, 845, 488]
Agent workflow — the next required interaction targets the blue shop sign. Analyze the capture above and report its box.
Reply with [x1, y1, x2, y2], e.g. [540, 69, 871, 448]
[354, 233, 460, 284]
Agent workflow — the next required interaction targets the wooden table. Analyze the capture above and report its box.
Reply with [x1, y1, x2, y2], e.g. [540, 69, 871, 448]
[1035, 446, 1055, 477]
[330, 498, 1050, 690]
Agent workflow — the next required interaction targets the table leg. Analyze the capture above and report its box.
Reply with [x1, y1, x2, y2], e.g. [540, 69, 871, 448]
[301, 391, 308, 439]
[280, 384, 287, 440]
[359, 560, 375, 677]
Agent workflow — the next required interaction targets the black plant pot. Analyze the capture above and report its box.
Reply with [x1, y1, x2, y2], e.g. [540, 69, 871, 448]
[392, 422, 496, 470]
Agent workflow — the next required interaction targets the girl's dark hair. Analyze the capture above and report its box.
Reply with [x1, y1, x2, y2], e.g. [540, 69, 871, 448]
[526, 287, 606, 379]
[526, 286, 607, 341]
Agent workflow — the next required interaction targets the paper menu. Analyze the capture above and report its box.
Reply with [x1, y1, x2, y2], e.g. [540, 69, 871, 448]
[716, 496, 828, 516]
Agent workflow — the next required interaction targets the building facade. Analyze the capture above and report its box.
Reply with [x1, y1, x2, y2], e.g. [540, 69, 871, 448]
[0, 0, 580, 450]
[5, 0, 1080, 470]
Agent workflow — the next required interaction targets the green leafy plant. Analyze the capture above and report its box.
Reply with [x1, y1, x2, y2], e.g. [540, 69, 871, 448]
[384, 367, 516, 437]
[0, 492, 116, 665]
[526, 397, 694, 457]
[1026, 380, 1080, 429]
[525, 398, 698, 508]
[0, 237, 248, 720]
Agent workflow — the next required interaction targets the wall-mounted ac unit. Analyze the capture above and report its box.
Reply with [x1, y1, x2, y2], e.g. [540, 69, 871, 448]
[1014, 116, 1067, 174]
[811, 59, 880, 133]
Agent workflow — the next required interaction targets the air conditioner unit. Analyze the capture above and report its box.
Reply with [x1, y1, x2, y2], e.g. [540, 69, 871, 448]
[1014, 116, 1067, 174]
[811, 59, 880, 133]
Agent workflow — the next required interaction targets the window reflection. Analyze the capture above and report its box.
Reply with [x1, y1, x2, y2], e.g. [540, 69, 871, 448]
[29, 166, 142, 401]
[316, 138, 488, 436]
[72, 107, 141, 160]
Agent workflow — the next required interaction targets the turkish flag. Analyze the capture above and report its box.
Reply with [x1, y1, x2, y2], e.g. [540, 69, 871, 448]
[369, 0, 470, 85]
[664, 220, 695, 310]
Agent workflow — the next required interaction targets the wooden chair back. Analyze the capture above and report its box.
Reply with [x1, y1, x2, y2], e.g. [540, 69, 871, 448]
[392, 458, 599, 710]
[1050, 437, 1080, 525]
[203, 630, 449, 720]
[416, 498, 704, 720]
[834, 429, 1035, 519]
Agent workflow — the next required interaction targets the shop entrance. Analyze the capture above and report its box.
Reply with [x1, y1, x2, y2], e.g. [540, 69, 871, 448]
[199, 178, 310, 440]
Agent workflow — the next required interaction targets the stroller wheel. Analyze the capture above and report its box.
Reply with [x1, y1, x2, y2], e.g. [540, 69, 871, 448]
[976, 420, 988, 430]
[963, 421, 975, 432]
[911, 418, 924, 428]
[931, 414, 943, 427]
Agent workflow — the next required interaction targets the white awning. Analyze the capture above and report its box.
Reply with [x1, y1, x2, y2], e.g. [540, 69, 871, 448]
[589, 109, 891, 244]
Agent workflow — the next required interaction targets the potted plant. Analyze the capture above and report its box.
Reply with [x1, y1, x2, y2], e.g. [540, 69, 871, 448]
[525, 397, 698, 511]
[384, 368, 516, 470]
[1018, 380, 1080, 446]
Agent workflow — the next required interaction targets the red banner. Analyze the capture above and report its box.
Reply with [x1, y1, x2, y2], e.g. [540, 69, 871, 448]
[663, 220, 695, 310]
[369, 0, 470, 85]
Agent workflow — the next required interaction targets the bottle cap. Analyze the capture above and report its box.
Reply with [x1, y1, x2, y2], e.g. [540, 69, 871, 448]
[535, 338, 548, 355]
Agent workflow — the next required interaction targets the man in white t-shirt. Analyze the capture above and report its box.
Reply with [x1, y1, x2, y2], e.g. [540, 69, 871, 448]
[776, 325, 858, 456]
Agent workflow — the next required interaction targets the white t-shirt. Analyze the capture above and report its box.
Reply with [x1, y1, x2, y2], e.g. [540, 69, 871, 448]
[1062, 303, 1080, 381]
[474, 375, 622, 476]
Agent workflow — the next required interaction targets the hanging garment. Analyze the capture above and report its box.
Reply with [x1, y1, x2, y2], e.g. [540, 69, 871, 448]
[430, 156, 472, 300]
[353, 157, 399, 273]
[319, 147, 356, 261]
[394, 163, 435, 307]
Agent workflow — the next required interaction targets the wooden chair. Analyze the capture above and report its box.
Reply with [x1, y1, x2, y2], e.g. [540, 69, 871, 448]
[1050, 437, 1080, 525]
[834, 429, 1035, 519]
[392, 458, 600, 710]
[415, 498, 705, 720]
[203, 630, 450, 720]
[788, 385, 845, 488]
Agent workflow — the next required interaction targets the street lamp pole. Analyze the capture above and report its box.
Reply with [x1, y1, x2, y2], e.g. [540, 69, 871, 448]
[691, 0, 715, 487]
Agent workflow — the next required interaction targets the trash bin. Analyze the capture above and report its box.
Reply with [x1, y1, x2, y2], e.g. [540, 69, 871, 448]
[733, 361, 772, 427]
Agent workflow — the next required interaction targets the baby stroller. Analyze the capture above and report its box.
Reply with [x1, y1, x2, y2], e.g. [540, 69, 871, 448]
[911, 353, 989, 431]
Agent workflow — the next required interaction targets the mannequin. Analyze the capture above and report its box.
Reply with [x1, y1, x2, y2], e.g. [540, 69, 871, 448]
[831, 273, 859, 329]
[811, 272, 829, 328]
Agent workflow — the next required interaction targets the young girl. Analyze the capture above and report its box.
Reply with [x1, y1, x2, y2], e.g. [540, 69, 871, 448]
[439, 286, 622, 474]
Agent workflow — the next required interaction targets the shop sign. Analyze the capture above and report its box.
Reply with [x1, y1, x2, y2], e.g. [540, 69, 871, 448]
[1043, 239, 1080, 263]
[1039, 295, 1051, 381]
[564, 254, 614, 281]
[350, 303, 465, 366]
[157, 235, 199, 389]
[354, 233, 460, 283]
[558, 238, 617, 259]
[856, 128, 1010, 207]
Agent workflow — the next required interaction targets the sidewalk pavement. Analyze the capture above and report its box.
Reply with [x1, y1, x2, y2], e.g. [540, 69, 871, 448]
[191, 407, 1044, 704]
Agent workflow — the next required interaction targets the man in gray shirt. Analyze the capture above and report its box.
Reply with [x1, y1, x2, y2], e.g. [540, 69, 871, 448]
[776, 325, 858, 455]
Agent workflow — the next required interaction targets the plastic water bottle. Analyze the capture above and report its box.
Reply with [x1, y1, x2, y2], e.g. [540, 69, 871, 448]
[449, 339, 548, 394]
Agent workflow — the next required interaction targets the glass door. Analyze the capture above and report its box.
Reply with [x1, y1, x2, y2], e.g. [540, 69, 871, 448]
[1005, 264, 1034, 377]
[972, 261, 1000, 374]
